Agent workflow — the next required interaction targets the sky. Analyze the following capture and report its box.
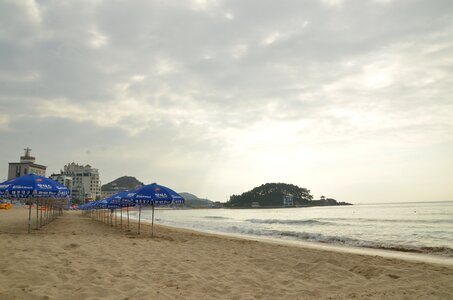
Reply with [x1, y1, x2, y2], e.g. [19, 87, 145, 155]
[0, 0, 452, 204]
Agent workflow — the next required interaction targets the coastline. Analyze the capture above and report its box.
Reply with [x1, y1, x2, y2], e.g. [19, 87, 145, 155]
[128, 203, 453, 260]
[1, 208, 453, 299]
[135, 215, 453, 267]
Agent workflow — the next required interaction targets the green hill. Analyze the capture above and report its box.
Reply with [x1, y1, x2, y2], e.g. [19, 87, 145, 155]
[225, 183, 351, 208]
[101, 176, 144, 191]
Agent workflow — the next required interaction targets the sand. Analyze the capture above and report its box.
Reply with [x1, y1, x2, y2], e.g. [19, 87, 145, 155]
[1, 207, 453, 300]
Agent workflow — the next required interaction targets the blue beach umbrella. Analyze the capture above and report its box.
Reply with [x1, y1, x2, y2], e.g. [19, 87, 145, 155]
[124, 183, 184, 205]
[107, 190, 136, 207]
[79, 199, 107, 224]
[79, 191, 136, 227]
[106, 190, 136, 228]
[123, 183, 185, 236]
[98, 199, 110, 209]
[0, 174, 70, 199]
[102, 197, 125, 226]
[0, 174, 71, 233]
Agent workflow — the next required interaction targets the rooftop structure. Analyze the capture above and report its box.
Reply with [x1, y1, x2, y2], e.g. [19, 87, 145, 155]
[7, 148, 47, 180]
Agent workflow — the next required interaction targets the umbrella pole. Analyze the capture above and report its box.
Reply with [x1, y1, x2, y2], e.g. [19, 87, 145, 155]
[151, 203, 155, 238]
[42, 199, 45, 226]
[36, 198, 39, 230]
[115, 208, 117, 227]
[40, 199, 43, 227]
[120, 201, 123, 227]
[127, 205, 130, 231]
[47, 199, 50, 225]
[28, 200, 32, 233]
[138, 204, 141, 235]
[45, 199, 48, 225]
[44, 199, 47, 225]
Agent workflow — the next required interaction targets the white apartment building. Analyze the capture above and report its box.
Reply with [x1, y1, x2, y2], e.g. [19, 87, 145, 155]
[62, 163, 101, 203]
[49, 174, 73, 195]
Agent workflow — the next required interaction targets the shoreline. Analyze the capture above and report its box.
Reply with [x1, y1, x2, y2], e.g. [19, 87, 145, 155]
[121, 207, 453, 265]
[131, 215, 453, 267]
[2, 208, 453, 299]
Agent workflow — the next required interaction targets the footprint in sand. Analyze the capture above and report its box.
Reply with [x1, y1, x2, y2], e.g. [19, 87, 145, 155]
[63, 243, 80, 250]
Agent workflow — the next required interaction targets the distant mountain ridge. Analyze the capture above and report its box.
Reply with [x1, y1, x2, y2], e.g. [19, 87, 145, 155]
[101, 178, 215, 207]
[101, 176, 144, 191]
[179, 192, 214, 207]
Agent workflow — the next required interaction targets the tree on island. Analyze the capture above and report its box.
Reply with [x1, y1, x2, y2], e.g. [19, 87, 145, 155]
[225, 183, 313, 208]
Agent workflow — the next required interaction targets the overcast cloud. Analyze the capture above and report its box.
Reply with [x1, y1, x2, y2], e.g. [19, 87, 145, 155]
[1, 0, 452, 203]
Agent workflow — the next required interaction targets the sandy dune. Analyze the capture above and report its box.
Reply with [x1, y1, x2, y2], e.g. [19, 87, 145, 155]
[1, 207, 452, 299]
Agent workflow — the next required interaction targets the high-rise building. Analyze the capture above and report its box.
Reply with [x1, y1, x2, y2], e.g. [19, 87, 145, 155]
[61, 163, 101, 202]
[7, 147, 47, 179]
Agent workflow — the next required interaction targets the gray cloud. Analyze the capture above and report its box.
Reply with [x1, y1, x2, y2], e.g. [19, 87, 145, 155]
[1, 0, 452, 202]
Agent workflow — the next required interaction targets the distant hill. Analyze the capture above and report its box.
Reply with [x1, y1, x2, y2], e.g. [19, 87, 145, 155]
[225, 183, 351, 208]
[179, 192, 215, 207]
[101, 176, 144, 191]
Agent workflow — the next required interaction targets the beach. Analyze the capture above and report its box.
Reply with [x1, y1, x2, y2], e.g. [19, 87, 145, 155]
[1, 208, 453, 299]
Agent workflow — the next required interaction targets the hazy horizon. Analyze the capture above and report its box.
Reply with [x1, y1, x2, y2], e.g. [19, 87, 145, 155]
[1, 0, 452, 204]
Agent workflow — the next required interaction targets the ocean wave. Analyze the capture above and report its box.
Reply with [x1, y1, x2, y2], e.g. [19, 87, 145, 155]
[317, 217, 453, 225]
[204, 216, 231, 220]
[228, 227, 453, 256]
[246, 219, 329, 225]
[243, 217, 451, 227]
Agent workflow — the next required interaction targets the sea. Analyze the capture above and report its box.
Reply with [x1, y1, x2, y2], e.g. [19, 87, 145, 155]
[133, 201, 453, 261]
